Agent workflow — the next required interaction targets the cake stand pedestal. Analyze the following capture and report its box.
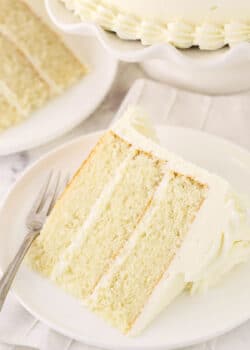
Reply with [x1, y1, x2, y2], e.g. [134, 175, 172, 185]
[140, 46, 250, 95]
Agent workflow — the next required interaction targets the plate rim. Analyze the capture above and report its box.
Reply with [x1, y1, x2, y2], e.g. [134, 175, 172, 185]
[1, 126, 250, 350]
[10, 291, 250, 350]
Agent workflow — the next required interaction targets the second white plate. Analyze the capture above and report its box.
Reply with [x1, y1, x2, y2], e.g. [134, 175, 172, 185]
[0, 0, 117, 156]
[0, 127, 250, 349]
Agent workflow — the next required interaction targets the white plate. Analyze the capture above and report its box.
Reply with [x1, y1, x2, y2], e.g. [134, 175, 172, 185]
[0, 127, 250, 350]
[45, 0, 250, 95]
[0, 0, 117, 156]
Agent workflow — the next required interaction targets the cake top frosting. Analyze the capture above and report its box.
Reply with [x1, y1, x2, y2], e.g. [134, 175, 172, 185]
[106, 0, 250, 24]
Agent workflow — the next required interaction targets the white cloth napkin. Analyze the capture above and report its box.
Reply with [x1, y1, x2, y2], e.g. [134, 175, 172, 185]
[1, 78, 250, 350]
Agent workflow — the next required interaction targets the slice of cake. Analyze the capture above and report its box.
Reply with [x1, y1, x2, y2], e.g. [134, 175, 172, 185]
[0, 0, 86, 93]
[27, 107, 250, 335]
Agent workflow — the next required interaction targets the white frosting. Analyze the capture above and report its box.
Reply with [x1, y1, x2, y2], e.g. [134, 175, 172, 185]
[132, 193, 250, 335]
[60, 0, 250, 49]
[112, 107, 250, 335]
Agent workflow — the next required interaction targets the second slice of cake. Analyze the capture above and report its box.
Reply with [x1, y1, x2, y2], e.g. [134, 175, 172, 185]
[0, 0, 87, 132]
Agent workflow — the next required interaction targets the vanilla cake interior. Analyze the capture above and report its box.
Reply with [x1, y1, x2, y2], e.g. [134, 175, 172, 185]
[27, 107, 250, 335]
[0, 0, 87, 132]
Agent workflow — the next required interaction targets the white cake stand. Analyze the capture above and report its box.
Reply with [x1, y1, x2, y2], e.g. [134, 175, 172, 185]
[45, 0, 250, 95]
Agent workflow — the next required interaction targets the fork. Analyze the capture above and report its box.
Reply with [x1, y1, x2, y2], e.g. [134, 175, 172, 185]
[0, 171, 69, 311]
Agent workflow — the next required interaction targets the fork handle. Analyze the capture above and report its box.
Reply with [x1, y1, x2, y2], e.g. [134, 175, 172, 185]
[0, 230, 40, 311]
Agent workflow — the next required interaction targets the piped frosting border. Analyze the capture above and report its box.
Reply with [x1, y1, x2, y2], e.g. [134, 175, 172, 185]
[61, 0, 250, 50]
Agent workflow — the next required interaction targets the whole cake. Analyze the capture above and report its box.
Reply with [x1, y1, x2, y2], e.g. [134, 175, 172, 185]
[61, 0, 250, 49]
[0, 0, 87, 132]
[27, 107, 250, 335]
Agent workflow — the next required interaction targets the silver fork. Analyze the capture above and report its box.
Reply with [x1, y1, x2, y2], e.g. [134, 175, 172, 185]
[0, 171, 69, 311]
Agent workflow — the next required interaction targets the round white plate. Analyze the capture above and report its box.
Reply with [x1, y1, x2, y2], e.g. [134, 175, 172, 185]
[0, 0, 117, 156]
[45, 0, 250, 95]
[0, 127, 250, 350]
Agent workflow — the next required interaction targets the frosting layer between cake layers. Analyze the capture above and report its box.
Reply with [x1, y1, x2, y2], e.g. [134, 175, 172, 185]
[61, 0, 250, 49]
